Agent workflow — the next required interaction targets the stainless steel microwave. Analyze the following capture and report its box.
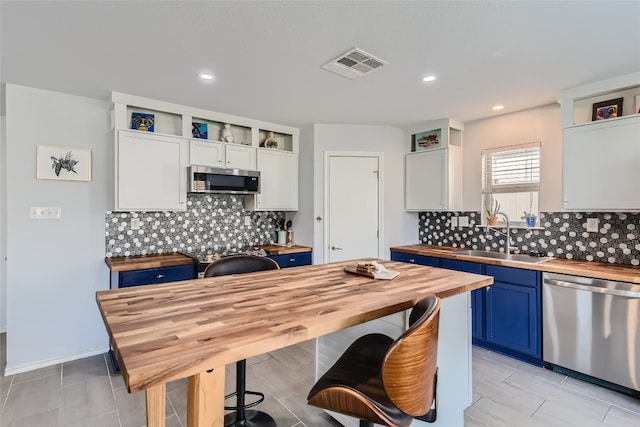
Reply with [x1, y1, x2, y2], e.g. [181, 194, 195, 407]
[188, 165, 260, 195]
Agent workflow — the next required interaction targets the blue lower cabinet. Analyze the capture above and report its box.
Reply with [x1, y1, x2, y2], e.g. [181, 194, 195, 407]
[441, 259, 484, 341]
[269, 251, 312, 268]
[390, 251, 440, 267]
[118, 264, 196, 288]
[483, 265, 541, 365]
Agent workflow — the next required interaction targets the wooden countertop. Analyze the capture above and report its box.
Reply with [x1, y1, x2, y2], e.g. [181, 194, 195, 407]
[391, 244, 640, 284]
[104, 253, 194, 272]
[257, 244, 313, 255]
[96, 258, 492, 393]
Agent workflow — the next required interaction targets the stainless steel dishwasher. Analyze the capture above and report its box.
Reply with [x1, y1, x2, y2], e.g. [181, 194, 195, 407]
[542, 272, 640, 394]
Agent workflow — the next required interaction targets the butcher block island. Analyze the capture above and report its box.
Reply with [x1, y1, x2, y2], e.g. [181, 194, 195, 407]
[96, 259, 492, 427]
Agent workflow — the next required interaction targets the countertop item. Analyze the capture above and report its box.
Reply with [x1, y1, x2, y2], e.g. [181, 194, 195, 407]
[96, 259, 492, 426]
[104, 253, 195, 272]
[390, 244, 640, 284]
[257, 244, 312, 255]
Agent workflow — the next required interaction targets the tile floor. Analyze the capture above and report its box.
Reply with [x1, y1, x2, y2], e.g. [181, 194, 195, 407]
[1, 333, 639, 426]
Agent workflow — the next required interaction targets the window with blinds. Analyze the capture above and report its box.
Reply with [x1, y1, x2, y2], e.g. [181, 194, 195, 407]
[481, 142, 541, 226]
[482, 141, 541, 194]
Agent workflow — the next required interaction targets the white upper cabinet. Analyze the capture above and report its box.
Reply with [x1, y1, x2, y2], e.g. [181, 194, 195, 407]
[225, 144, 256, 170]
[111, 92, 299, 211]
[246, 149, 298, 211]
[404, 118, 463, 211]
[116, 130, 188, 211]
[558, 72, 640, 210]
[189, 140, 225, 168]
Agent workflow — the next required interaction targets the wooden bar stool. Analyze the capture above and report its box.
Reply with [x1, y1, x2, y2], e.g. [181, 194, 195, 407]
[307, 296, 441, 427]
[203, 255, 280, 427]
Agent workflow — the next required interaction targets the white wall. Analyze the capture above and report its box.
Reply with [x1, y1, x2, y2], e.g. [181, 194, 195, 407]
[1, 115, 6, 331]
[291, 124, 315, 256]
[311, 124, 416, 264]
[461, 104, 563, 212]
[5, 84, 111, 374]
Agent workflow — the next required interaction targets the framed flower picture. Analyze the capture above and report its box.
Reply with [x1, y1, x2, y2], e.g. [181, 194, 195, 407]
[36, 145, 92, 181]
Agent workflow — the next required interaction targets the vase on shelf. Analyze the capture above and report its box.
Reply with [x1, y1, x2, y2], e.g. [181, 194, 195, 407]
[487, 216, 498, 226]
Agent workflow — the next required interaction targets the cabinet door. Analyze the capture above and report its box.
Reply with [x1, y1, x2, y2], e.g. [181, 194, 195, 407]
[563, 117, 640, 210]
[225, 144, 256, 170]
[485, 281, 540, 358]
[405, 150, 446, 211]
[251, 149, 298, 211]
[484, 264, 541, 361]
[116, 131, 187, 211]
[189, 140, 225, 167]
[390, 251, 440, 267]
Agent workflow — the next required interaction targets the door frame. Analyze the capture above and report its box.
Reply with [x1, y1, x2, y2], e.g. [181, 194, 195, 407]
[323, 151, 384, 263]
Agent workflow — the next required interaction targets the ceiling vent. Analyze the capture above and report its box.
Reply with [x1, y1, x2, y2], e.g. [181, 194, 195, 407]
[322, 48, 388, 80]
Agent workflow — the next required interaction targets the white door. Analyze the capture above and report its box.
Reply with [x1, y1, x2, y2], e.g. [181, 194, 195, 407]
[325, 153, 381, 263]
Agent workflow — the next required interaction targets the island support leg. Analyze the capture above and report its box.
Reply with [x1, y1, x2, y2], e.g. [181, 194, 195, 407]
[187, 367, 226, 427]
[145, 383, 166, 427]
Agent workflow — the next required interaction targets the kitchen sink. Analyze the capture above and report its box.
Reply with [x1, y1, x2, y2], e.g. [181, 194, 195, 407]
[456, 250, 552, 264]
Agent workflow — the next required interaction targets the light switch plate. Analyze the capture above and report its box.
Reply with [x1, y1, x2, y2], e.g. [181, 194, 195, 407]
[586, 218, 599, 232]
[451, 217, 458, 227]
[30, 207, 61, 219]
[458, 216, 469, 227]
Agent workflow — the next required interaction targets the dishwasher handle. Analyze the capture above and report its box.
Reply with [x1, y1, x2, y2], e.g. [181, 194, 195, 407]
[544, 278, 640, 299]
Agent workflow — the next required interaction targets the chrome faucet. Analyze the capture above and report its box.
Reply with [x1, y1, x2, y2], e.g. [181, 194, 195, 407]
[486, 211, 513, 254]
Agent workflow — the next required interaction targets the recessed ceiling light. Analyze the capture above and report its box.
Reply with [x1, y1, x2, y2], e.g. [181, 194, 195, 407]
[422, 75, 436, 82]
[492, 104, 505, 111]
[199, 72, 214, 81]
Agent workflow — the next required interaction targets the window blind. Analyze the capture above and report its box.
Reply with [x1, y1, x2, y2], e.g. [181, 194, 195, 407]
[482, 141, 541, 194]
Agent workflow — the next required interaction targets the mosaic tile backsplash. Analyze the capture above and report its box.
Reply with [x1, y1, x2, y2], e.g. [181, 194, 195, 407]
[419, 211, 640, 266]
[105, 194, 285, 257]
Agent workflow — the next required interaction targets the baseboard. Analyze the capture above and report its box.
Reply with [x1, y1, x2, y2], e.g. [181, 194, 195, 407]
[4, 346, 109, 376]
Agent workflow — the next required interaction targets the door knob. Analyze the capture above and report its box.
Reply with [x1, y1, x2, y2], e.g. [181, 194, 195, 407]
[331, 246, 343, 250]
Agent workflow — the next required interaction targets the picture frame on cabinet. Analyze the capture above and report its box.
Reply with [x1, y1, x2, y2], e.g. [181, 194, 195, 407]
[411, 129, 441, 151]
[131, 112, 155, 132]
[36, 145, 92, 181]
[192, 122, 208, 139]
[591, 98, 623, 121]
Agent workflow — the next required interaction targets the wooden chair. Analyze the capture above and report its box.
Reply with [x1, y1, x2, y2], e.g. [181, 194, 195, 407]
[307, 296, 441, 427]
[203, 255, 280, 427]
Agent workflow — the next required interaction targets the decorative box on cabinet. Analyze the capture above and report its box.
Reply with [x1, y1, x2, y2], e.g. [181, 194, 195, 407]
[116, 130, 188, 211]
[405, 118, 463, 212]
[558, 72, 640, 210]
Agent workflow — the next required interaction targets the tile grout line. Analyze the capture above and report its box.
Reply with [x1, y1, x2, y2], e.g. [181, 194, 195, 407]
[104, 353, 124, 427]
[529, 399, 546, 418]
[276, 395, 304, 426]
[58, 361, 64, 426]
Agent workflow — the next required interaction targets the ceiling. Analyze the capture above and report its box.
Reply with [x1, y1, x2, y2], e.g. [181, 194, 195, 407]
[2, 1, 639, 129]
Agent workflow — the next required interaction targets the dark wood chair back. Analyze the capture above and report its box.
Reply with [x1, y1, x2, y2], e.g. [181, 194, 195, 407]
[203, 255, 279, 277]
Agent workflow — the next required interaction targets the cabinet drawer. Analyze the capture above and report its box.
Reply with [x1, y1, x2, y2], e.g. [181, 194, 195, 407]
[486, 265, 539, 287]
[120, 264, 196, 288]
[441, 259, 483, 274]
[269, 252, 312, 268]
[390, 251, 440, 267]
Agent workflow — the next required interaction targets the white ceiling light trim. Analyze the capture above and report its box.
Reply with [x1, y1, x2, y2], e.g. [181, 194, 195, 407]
[322, 47, 389, 80]
[422, 75, 436, 82]
[199, 72, 214, 81]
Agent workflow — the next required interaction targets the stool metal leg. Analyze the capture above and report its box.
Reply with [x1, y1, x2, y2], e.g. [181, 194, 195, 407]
[224, 360, 277, 427]
[359, 421, 374, 427]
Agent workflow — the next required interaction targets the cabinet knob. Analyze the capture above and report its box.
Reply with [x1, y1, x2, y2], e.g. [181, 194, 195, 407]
[409, 258, 415, 263]
[486, 286, 491, 291]
[157, 274, 165, 279]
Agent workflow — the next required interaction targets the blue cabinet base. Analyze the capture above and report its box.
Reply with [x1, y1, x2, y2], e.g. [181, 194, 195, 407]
[473, 339, 543, 367]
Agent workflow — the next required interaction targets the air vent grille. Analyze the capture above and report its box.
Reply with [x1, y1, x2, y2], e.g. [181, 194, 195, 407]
[322, 47, 389, 80]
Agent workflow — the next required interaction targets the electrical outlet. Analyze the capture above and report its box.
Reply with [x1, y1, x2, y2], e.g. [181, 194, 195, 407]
[586, 218, 599, 233]
[244, 216, 251, 226]
[451, 217, 458, 227]
[458, 216, 469, 227]
[30, 207, 61, 219]
[131, 218, 141, 230]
